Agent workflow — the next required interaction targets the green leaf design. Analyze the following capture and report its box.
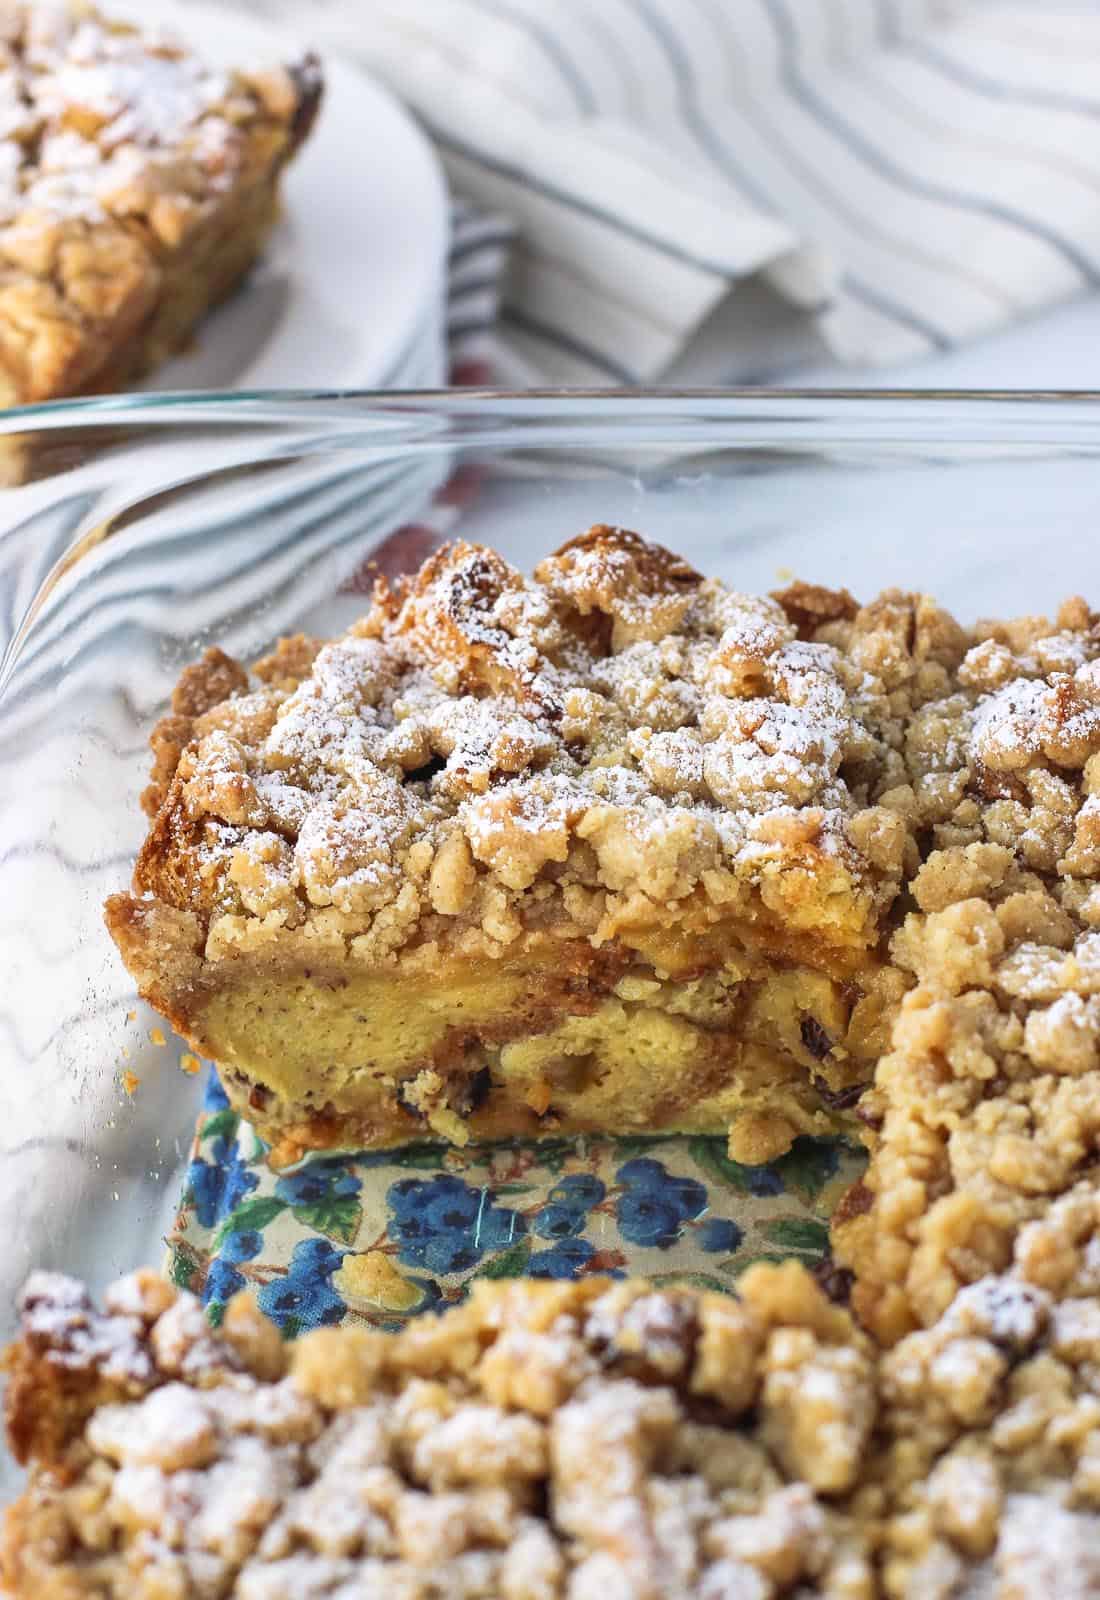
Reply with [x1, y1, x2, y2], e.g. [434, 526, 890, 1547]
[213, 1195, 286, 1250]
[612, 1134, 677, 1158]
[201, 1109, 239, 1143]
[645, 1270, 732, 1295]
[473, 1237, 532, 1280]
[292, 1195, 364, 1245]
[387, 1142, 450, 1169]
[206, 1299, 226, 1328]
[763, 1217, 830, 1255]
[525, 1138, 581, 1176]
[687, 1137, 755, 1193]
[733, 1252, 795, 1274]
[771, 1137, 861, 1205]
[168, 1250, 197, 1291]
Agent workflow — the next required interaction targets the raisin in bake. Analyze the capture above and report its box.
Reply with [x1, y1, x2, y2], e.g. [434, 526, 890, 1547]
[106, 527, 919, 1168]
[0, 2, 321, 405]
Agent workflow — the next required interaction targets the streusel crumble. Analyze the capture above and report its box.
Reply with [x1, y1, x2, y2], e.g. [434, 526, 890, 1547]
[7, 1217, 1100, 1598]
[827, 594, 1100, 1341]
[0, 2, 321, 405]
[107, 528, 916, 1168]
[105, 525, 1100, 1349]
[878, 1184, 1100, 1597]
[1, 1265, 880, 1598]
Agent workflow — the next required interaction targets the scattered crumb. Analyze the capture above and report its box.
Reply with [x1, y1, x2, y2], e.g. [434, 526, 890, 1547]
[121, 1071, 140, 1097]
[149, 1027, 166, 1047]
[179, 1053, 202, 1076]
[334, 1251, 422, 1312]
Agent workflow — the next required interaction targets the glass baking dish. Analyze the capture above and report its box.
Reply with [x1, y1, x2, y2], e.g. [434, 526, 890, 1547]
[3, 389, 1099, 1492]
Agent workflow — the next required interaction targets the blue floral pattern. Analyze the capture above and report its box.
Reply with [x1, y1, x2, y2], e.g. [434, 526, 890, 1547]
[167, 1069, 865, 1338]
[615, 1158, 708, 1247]
[387, 1174, 525, 1274]
[185, 1135, 258, 1229]
[256, 1239, 347, 1338]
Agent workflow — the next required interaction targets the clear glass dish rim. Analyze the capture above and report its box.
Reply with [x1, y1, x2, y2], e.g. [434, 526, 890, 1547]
[6, 385, 1100, 440]
[6, 384, 1100, 680]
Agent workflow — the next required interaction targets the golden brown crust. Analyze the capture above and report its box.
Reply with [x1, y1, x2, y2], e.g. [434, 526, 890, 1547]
[106, 531, 1100, 1352]
[0, 5, 322, 405]
[772, 579, 859, 637]
[137, 646, 264, 852]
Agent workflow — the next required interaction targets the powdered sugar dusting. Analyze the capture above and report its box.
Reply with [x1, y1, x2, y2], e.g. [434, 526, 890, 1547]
[17, 1270, 156, 1386]
[5, 1271, 879, 1596]
[0, 3, 295, 227]
[138, 533, 911, 975]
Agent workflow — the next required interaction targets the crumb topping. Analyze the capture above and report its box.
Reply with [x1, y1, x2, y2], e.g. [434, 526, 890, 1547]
[819, 596, 1100, 1344]
[1, 1266, 878, 1599]
[7, 1241, 1100, 1598]
[106, 529, 1100, 1200]
[0, 5, 313, 228]
[880, 1186, 1100, 1597]
[120, 529, 922, 980]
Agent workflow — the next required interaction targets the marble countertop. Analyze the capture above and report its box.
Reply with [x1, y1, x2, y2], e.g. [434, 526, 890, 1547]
[666, 280, 1100, 393]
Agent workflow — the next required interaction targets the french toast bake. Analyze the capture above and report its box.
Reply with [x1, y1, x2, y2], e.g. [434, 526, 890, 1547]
[0, 2, 321, 405]
[107, 523, 1100, 1282]
[107, 527, 920, 1169]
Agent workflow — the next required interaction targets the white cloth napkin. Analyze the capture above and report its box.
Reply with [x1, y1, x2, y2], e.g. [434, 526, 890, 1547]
[246, 0, 1100, 383]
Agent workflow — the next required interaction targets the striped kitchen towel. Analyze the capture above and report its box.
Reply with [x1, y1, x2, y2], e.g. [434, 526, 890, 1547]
[247, 0, 1100, 382]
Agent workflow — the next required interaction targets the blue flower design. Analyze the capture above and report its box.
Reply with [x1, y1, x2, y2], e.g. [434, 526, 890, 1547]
[534, 1204, 588, 1240]
[386, 1175, 525, 1276]
[287, 1238, 345, 1277]
[221, 1228, 263, 1265]
[550, 1174, 606, 1208]
[203, 1071, 230, 1112]
[614, 1158, 707, 1249]
[186, 1136, 258, 1229]
[527, 1237, 596, 1280]
[534, 1173, 607, 1240]
[745, 1165, 785, 1198]
[203, 1258, 245, 1306]
[697, 1217, 743, 1254]
[202, 1229, 262, 1309]
[275, 1160, 362, 1208]
[257, 1237, 346, 1337]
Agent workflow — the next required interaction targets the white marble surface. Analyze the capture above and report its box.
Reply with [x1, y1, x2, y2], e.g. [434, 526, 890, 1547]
[795, 291, 1100, 392]
[666, 277, 1100, 391]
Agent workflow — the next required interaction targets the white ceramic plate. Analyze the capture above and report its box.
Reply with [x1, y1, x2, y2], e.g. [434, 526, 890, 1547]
[106, 0, 450, 391]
